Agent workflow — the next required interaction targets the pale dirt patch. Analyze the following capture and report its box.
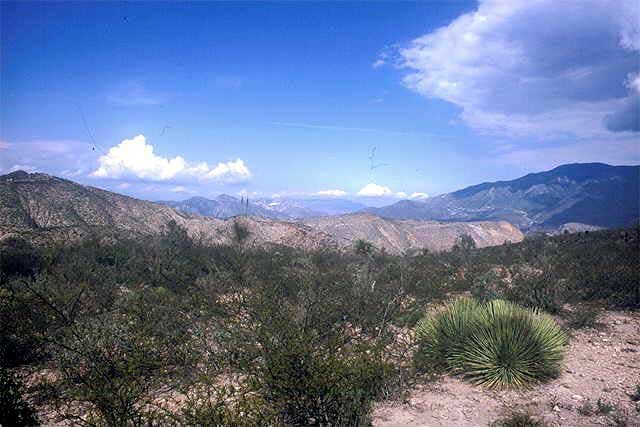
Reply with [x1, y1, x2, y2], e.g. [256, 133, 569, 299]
[373, 310, 640, 426]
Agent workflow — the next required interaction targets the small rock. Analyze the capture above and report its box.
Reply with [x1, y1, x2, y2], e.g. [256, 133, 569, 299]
[572, 394, 584, 400]
[553, 405, 561, 412]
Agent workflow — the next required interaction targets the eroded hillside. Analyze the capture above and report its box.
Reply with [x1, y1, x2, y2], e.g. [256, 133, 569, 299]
[0, 171, 523, 253]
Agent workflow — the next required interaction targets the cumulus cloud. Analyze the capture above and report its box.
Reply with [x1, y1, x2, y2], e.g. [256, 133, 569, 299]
[409, 192, 429, 200]
[316, 189, 348, 197]
[91, 135, 251, 183]
[356, 183, 405, 198]
[397, 0, 639, 138]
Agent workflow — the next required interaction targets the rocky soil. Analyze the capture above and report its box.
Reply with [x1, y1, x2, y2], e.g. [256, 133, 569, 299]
[373, 310, 640, 426]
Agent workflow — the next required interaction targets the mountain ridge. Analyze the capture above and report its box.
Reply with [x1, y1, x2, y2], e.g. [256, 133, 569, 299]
[0, 171, 523, 254]
[366, 163, 639, 231]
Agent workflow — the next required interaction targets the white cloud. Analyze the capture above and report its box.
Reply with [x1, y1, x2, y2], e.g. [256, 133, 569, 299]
[117, 182, 131, 189]
[396, 191, 407, 199]
[204, 159, 251, 183]
[169, 185, 187, 193]
[0, 141, 9, 149]
[91, 135, 252, 183]
[397, 0, 640, 138]
[372, 59, 385, 68]
[356, 183, 406, 198]
[316, 189, 348, 197]
[410, 192, 429, 200]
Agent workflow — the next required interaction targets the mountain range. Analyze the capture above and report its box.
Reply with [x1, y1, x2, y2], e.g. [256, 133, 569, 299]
[155, 163, 639, 232]
[0, 171, 522, 254]
[158, 195, 367, 220]
[1, 162, 636, 253]
[365, 163, 638, 231]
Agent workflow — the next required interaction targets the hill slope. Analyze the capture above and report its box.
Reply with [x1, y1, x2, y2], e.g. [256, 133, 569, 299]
[367, 163, 639, 231]
[0, 171, 523, 253]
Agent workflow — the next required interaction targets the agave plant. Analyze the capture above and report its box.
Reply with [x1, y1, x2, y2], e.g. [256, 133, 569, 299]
[414, 298, 567, 388]
[414, 298, 479, 369]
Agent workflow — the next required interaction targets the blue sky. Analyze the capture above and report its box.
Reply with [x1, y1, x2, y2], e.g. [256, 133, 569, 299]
[1, 1, 638, 203]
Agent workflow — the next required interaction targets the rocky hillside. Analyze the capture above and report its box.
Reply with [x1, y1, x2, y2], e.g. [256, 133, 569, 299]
[0, 171, 523, 253]
[367, 163, 639, 232]
[302, 213, 523, 253]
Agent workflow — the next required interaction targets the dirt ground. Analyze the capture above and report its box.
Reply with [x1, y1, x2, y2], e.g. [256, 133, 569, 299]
[372, 311, 640, 427]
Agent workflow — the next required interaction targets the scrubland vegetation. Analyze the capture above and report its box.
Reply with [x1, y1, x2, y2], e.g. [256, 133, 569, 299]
[1, 223, 638, 425]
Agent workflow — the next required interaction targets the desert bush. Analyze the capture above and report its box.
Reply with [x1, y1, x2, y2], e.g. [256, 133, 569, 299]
[354, 239, 375, 256]
[0, 367, 39, 426]
[250, 326, 392, 425]
[564, 304, 603, 329]
[45, 287, 202, 425]
[490, 410, 544, 427]
[414, 298, 567, 388]
[453, 233, 476, 252]
[0, 236, 43, 280]
[232, 219, 250, 243]
[179, 385, 278, 427]
[596, 398, 615, 415]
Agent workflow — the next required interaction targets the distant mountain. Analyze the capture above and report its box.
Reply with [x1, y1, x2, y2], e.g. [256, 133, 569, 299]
[367, 163, 639, 231]
[158, 195, 289, 219]
[158, 195, 367, 220]
[0, 171, 522, 253]
[253, 198, 367, 218]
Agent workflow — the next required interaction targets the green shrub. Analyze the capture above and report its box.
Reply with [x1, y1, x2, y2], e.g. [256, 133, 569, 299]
[596, 398, 615, 415]
[0, 237, 43, 279]
[354, 239, 375, 256]
[46, 288, 201, 425]
[232, 219, 250, 243]
[415, 298, 567, 388]
[564, 304, 603, 329]
[179, 385, 278, 427]
[0, 368, 39, 426]
[577, 399, 594, 416]
[491, 410, 544, 427]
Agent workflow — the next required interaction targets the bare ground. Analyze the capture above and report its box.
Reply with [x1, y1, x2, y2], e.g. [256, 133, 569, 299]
[372, 311, 640, 427]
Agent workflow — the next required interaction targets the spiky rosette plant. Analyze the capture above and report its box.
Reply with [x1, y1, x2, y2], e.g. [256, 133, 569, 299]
[414, 299, 567, 388]
[414, 298, 480, 369]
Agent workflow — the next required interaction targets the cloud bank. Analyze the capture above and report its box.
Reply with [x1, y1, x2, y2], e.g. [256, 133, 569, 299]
[92, 135, 251, 183]
[397, 0, 639, 139]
